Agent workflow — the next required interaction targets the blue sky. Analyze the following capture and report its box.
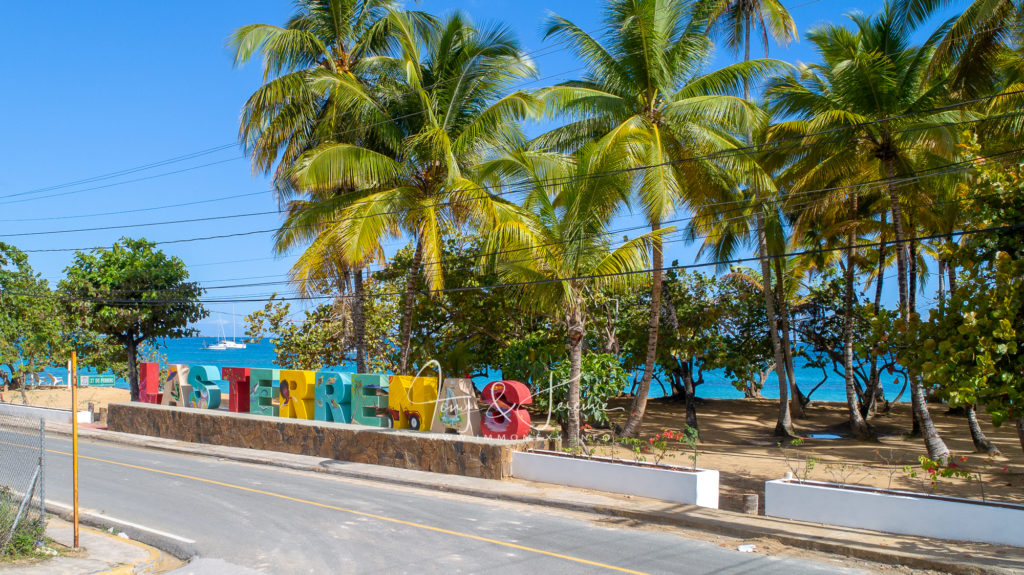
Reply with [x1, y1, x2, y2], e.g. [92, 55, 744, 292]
[0, 1, 963, 335]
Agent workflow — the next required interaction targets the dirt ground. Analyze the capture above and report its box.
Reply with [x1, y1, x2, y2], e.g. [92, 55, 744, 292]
[2, 386, 129, 413]
[7, 386, 1022, 514]
[601, 396, 1024, 512]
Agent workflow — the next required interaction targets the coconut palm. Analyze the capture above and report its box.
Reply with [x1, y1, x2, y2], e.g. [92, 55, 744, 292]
[230, 0, 433, 371]
[704, 0, 799, 434]
[288, 12, 537, 373]
[229, 0, 433, 181]
[894, 0, 1023, 97]
[536, 0, 786, 437]
[764, 5, 967, 460]
[686, 110, 802, 434]
[479, 145, 667, 448]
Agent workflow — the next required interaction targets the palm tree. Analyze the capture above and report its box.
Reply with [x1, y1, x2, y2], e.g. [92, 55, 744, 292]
[764, 5, 965, 460]
[536, 0, 785, 437]
[288, 12, 537, 373]
[479, 145, 666, 448]
[686, 111, 801, 435]
[704, 0, 798, 435]
[230, 0, 431, 371]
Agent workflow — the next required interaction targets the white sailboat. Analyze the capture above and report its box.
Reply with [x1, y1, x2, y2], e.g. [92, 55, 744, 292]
[224, 305, 247, 349]
[203, 308, 246, 350]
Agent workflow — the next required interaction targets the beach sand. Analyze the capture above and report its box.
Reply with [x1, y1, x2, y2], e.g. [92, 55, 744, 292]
[5, 386, 1021, 512]
[603, 396, 1024, 511]
[3, 386, 130, 413]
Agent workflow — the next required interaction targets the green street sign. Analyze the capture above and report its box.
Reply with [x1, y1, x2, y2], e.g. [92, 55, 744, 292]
[84, 375, 117, 386]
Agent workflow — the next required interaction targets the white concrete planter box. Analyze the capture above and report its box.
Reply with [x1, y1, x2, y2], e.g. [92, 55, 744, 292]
[511, 450, 719, 508]
[0, 402, 93, 424]
[765, 478, 1024, 547]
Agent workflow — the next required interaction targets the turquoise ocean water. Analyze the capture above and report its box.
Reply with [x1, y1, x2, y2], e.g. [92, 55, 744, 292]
[42, 337, 906, 403]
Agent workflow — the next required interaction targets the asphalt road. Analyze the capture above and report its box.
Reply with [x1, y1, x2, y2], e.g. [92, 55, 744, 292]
[2, 429, 871, 574]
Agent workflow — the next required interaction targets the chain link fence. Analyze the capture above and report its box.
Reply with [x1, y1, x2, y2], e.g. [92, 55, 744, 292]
[0, 414, 45, 556]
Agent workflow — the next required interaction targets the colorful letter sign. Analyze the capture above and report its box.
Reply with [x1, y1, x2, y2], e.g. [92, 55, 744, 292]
[314, 372, 352, 423]
[222, 367, 251, 413]
[249, 368, 280, 416]
[137, 359, 538, 442]
[481, 380, 532, 439]
[352, 374, 390, 427]
[187, 365, 223, 410]
[160, 365, 192, 407]
[387, 375, 438, 431]
[430, 378, 480, 435]
[280, 370, 315, 420]
[139, 363, 162, 404]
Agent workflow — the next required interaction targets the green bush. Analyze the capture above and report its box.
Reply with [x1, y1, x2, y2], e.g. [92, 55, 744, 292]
[535, 352, 628, 428]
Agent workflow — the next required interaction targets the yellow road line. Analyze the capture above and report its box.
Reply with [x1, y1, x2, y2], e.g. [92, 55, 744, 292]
[0, 439, 647, 574]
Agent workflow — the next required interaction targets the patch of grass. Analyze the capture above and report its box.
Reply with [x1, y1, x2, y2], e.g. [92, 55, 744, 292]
[0, 487, 46, 560]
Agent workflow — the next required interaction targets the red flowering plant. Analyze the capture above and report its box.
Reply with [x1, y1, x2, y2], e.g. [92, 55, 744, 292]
[917, 455, 992, 502]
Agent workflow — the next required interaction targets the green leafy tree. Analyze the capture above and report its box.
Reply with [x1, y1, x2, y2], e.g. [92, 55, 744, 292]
[0, 243, 61, 395]
[907, 158, 1024, 453]
[244, 295, 354, 371]
[714, 269, 776, 399]
[59, 238, 207, 401]
[534, 351, 629, 433]
[363, 232, 526, 377]
[613, 269, 724, 434]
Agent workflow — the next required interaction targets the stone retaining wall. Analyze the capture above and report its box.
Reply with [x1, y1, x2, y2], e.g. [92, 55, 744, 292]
[107, 402, 541, 479]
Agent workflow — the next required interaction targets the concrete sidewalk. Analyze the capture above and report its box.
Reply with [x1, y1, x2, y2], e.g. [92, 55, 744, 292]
[37, 421, 1024, 575]
[0, 516, 180, 575]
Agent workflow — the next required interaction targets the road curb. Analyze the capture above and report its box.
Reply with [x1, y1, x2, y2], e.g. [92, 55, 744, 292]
[32, 420, 1023, 575]
[47, 501, 198, 561]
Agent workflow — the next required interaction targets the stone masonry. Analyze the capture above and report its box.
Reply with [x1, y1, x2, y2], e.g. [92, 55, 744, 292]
[106, 402, 542, 479]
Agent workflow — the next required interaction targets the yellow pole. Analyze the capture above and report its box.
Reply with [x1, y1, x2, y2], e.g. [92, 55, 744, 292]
[71, 351, 79, 549]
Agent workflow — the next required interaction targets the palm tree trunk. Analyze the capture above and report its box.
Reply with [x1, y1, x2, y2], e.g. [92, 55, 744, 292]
[865, 214, 888, 418]
[683, 359, 699, 436]
[757, 213, 794, 437]
[744, 15, 792, 437]
[774, 258, 804, 417]
[623, 227, 662, 436]
[566, 308, 585, 450]
[845, 196, 871, 439]
[353, 266, 367, 373]
[966, 404, 999, 455]
[398, 240, 424, 374]
[884, 156, 949, 462]
[937, 258, 946, 310]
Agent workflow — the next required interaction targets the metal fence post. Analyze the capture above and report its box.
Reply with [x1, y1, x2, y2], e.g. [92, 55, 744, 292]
[39, 418, 45, 525]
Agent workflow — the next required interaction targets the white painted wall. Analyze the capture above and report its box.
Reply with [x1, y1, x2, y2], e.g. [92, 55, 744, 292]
[0, 402, 93, 424]
[511, 451, 719, 508]
[765, 479, 1024, 547]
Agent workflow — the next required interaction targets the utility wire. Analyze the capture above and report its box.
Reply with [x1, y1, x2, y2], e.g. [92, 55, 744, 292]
[16, 114, 1022, 253]
[23, 222, 1022, 305]
[24, 146, 1022, 294]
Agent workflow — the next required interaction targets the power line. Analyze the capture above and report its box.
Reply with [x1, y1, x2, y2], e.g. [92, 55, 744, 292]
[2, 30, 616, 206]
[23, 146, 1021, 295]
[24, 223, 1021, 305]
[0, 157, 244, 206]
[16, 113, 1020, 253]
[17, 136, 1018, 259]
[0, 190, 270, 223]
